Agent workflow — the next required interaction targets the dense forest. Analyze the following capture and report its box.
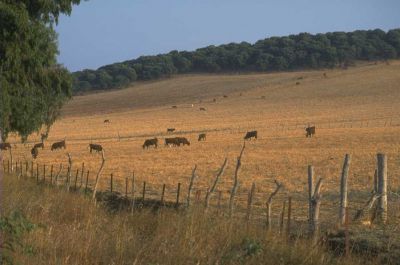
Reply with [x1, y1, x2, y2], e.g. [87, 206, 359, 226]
[72, 28, 400, 93]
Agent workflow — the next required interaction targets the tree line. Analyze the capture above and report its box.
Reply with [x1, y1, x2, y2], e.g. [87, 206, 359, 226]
[73, 28, 400, 92]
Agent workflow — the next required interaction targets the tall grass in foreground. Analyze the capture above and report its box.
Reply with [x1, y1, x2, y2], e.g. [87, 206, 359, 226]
[2, 174, 374, 265]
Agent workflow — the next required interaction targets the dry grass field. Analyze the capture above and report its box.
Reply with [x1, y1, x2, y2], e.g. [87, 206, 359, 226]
[3, 61, 400, 225]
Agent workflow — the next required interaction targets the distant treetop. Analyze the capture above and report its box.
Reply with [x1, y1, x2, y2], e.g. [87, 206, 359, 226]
[72, 28, 400, 93]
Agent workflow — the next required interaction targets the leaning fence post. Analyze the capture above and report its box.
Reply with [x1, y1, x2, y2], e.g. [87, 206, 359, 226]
[266, 180, 283, 231]
[176, 182, 181, 208]
[377, 153, 388, 224]
[229, 144, 245, 217]
[339, 154, 351, 226]
[310, 177, 323, 242]
[373, 169, 378, 193]
[205, 158, 228, 209]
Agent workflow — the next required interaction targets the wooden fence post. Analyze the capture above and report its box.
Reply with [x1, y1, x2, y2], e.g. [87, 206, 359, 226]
[74, 169, 79, 190]
[246, 182, 256, 221]
[339, 154, 351, 226]
[377, 153, 388, 224]
[160, 184, 166, 206]
[187, 165, 197, 207]
[279, 199, 286, 234]
[7, 159, 10, 174]
[43, 164, 46, 183]
[176, 182, 181, 208]
[125, 177, 128, 198]
[80, 162, 85, 188]
[309, 177, 323, 242]
[110, 173, 113, 193]
[36, 163, 39, 183]
[142, 181, 146, 203]
[55, 164, 63, 186]
[85, 170, 89, 192]
[308, 165, 314, 225]
[50, 165, 54, 185]
[131, 172, 135, 211]
[25, 161, 28, 177]
[92, 150, 106, 201]
[287, 196, 292, 239]
[66, 153, 72, 191]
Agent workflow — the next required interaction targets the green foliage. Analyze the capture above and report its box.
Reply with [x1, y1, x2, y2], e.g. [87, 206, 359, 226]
[0, 1, 80, 141]
[0, 210, 37, 265]
[73, 28, 400, 93]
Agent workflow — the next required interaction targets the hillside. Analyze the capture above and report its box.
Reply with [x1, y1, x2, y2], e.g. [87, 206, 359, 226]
[72, 28, 400, 93]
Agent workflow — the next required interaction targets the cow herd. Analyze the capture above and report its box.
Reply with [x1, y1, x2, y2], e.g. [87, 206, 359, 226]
[0, 125, 316, 159]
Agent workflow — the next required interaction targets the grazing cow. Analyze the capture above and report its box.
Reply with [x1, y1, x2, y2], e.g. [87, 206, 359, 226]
[167, 128, 175, 133]
[165, 137, 178, 147]
[41, 133, 48, 142]
[143, 138, 158, 149]
[104, 119, 110, 123]
[213, 98, 217, 103]
[33, 142, 44, 149]
[244, 131, 257, 140]
[296, 82, 300, 85]
[198, 133, 206, 141]
[89, 143, 103, 153]
[223, 95, 228, 98]
[175, 137, 190, 146]
[199, 107, 206, 111]
[31, 147, 39, 159]
[323, 72, 327, 78]
[51, 140, 66, 151]
[172, 105, 177, 109]
[0, 143, 12, 150]
[305, 126, 316, 138]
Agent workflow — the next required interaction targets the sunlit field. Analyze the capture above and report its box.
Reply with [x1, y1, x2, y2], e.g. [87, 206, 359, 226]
[3, 61, 400, 225]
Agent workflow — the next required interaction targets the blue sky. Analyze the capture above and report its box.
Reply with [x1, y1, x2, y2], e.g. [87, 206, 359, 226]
[56, 0, 400, 72]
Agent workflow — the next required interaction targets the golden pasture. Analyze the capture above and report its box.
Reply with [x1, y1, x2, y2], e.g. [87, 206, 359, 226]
[4, 61, 400, 223]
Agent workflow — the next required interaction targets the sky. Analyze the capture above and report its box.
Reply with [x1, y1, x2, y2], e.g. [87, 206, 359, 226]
[56, 0, 400, 72]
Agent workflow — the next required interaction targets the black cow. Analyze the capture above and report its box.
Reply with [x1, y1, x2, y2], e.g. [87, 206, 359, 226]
[33, 142, 44, 149]
[167, 128, 175, 133]
[89, 143, 103, 153]
[41, 133, 48, 142]
[143, 138, 158, 149]
[31, 147, 39, 159]
[175, 137, 190, 146]
[171, 105, 177, 109]
[305, 126, 316, 138]
[0, 143, 12, 150]
[223, 95, 228, 98]
[244, 131, 257, 140]
[51, 140, 66, 151]
[198, 133, 206, 141]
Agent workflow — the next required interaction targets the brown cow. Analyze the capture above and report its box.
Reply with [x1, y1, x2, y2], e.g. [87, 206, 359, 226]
[89, 143, 103, 153]
[51, 140, 66, 151]
[198, 133, 206, 141]
[199, 107, 206, 111]
[305, 126, 316, 138]
[143, 138, 158, 149]
[33, 142, 44, 149]
[165, 137, 178, 147]
[175, 137, 190, 146]
[41, 133, 48, 142]
[104, 119, 110, 123]
[171, 105, 178, 109]
[244, 131, 257, 140]
[0, 143, 12, 150]
[31, 147, 39, 159]
[167, 128, 175, 133]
